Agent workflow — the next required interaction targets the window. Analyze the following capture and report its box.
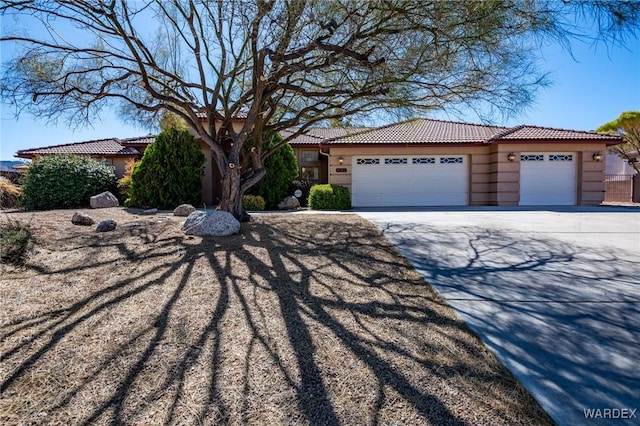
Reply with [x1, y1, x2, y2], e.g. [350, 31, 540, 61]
[440, 157, 463, 164]
[356, 158, 380, 165]
[549, 154, 573, 162]
[413, 157, 435, 164]
[301, 150, 318, 163]
[521, 154, 544, 162]
[384, 158, 408, 164]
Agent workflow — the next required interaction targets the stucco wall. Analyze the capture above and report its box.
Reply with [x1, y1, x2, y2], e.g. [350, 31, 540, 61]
[327, 143, 608, 206]
[97, 156, 133, 178]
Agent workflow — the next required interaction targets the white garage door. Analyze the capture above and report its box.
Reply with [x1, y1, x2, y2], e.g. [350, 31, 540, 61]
[520, 153, 576, 205]
[352, 155, 468, 207]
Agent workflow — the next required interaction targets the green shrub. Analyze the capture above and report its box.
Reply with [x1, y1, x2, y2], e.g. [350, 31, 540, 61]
[308, 184, 352, 210]
[20, 154, 117, 210]
[0, 219, 33, 265]
[0, 177, 22, 209]
[247, 134, 298, 209]
[242, 194, 266, 211]
[128, 128, 205, 209]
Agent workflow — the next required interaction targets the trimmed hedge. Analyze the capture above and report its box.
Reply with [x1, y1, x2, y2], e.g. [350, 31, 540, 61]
[242, 194, 266, 211]
[308, 184, 352, 210]
[20, 154, 117, 210]
[127, 128, 205, 209]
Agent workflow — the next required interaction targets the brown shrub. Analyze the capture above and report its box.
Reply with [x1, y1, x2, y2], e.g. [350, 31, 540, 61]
[0, 177, 21, 209]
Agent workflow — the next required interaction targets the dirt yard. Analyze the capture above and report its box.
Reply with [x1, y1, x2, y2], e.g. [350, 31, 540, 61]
[1, 208, 553, 425]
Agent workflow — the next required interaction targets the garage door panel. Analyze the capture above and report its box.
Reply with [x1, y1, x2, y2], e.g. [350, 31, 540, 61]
[520, 153, 576, 205]
[352, 155, 468, 207]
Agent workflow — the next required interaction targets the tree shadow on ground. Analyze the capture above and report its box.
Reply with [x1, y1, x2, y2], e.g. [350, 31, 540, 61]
[1, 215, 553, 425]
[376, 221, 639, 425]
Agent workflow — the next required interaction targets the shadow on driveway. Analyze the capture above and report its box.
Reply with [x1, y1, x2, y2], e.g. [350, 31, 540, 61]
[360, 212, 639, 426]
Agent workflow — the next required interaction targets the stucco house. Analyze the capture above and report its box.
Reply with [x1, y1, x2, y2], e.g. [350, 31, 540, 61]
[15, 135, 155, 178]
[15, 117, 622, 207]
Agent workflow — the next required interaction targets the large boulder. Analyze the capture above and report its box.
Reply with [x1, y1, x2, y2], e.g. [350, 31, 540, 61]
[173, 204, 197, 217]
[182, 211, 240, 236]
[278, 196, 301, 210]
[71, 212, 95, 226]
[90, 191, 119, 209]
[96, 220, 117, 233]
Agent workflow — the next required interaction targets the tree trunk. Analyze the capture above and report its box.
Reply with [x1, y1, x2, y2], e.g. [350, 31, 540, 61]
[217, 165, 247, 221]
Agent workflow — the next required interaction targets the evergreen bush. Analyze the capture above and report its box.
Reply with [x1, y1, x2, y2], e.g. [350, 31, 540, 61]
[242, 194, 266, 211]
[20, 154, 117, 210]
[308, 184, 352, 210]
[127, 128, 205, 209]
[0, 218, 33, 265]
[247, 134, 298, 209]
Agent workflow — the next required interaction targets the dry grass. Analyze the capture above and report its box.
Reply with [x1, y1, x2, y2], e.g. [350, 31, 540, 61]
[1, 208, 554, 425]
[0, 177, 21, 209]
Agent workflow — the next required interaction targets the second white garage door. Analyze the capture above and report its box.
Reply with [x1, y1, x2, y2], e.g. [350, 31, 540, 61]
[520, 153, 577, 205]
[352, 155, 468, 207]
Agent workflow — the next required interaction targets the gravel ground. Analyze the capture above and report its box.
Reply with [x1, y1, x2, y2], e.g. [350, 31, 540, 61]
[1, 208, 553, 425]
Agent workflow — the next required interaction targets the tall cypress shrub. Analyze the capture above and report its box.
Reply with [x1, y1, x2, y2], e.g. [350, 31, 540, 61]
[127, 128, 205, 209]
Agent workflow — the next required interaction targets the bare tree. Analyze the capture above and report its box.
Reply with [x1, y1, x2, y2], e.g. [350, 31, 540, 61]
[2, 0, 638, 219]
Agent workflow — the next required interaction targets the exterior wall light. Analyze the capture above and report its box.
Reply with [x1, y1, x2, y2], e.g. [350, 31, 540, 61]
[338, 156, 344, 165]
[507, 152, 516, 162]
[592, 152, 603, 162]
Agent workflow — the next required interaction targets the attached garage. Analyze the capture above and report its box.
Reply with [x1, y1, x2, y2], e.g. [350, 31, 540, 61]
[520, 153, 577, 205]
[322, 119, 620, 207]
[351, 155, 468, 207]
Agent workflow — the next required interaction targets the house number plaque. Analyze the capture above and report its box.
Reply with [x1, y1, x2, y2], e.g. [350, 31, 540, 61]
[336, 167, 347, 173]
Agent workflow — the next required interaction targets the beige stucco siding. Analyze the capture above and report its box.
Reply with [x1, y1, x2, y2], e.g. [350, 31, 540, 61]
[327, 142, 608, 206]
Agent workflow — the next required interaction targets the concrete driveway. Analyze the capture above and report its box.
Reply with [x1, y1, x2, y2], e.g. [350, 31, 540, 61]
[356, 207, 640, 425]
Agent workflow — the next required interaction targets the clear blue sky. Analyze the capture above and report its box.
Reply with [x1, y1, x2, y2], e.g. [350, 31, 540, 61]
[1, 35, 638, 161]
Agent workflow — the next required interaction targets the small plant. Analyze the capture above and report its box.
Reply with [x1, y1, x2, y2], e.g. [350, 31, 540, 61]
[0, 177, 22, 209]
[308, 184, 352, 210]
[242, 194, 266, 211]
[0, 219, 33, 265]
[117, 159, 136, 202]
[20, 154, 117, 210]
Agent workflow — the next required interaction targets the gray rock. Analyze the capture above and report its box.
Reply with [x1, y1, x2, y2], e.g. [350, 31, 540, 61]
[173, 204, 196, 216]
[141, 208, 158, 215]
[182, 211, 240, 236]
[71, 212, 95, 226]
[96, 220, 117, 232]
[90, 191, 119, 209]
[278, 196, 301, 210]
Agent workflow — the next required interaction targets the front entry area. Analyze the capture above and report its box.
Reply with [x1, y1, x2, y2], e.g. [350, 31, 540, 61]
[351, 155, 468, 207]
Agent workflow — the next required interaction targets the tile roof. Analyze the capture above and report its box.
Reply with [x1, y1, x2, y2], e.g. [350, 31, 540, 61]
[120, 136, 156, 145]
[282, 127, 370, 145]
[16, 138, 144, 158]
[325, 118, 622, 145]
[489, 125, 622, 142]
[15, 118, 623, 159]
[325, 119, 508, 145]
